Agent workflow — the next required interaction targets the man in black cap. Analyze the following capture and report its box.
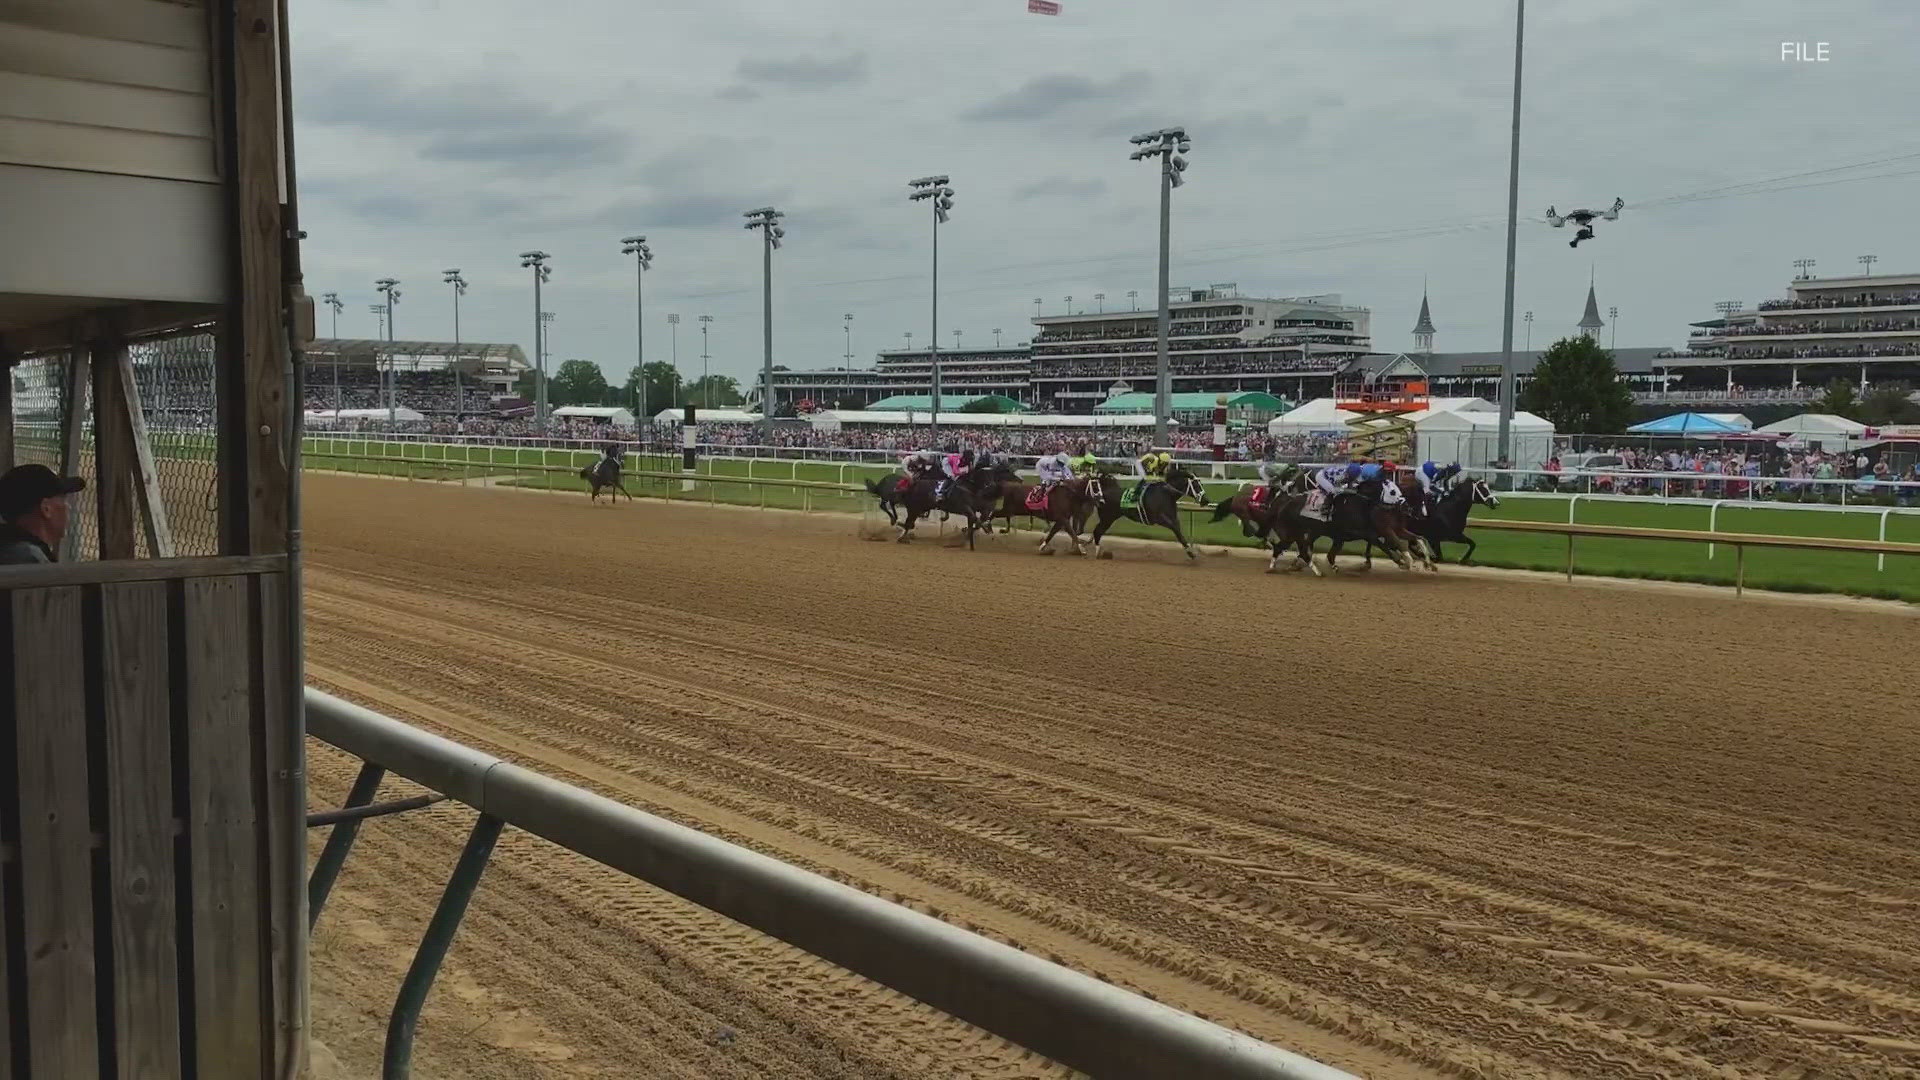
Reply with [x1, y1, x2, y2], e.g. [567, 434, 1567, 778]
[0, 464, 86, 565]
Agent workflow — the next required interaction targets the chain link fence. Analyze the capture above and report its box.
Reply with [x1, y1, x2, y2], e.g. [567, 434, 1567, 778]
[8, 326, 221, 560]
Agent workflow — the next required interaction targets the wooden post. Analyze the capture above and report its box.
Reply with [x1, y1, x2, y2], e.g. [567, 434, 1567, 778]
[57, 346, 91, 563]
[117, 350, 176, 557]
[91, 336, 137, 559]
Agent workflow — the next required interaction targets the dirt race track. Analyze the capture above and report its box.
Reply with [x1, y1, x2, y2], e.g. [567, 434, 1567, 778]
[302, 474, 1920, 1080]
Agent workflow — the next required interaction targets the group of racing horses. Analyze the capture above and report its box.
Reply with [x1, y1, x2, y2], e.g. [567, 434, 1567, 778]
[864, 459, 1502, 575]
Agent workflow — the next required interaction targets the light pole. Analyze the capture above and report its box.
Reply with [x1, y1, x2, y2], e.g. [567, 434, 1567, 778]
[1523, 310, 1533, 352]
[1608, 305, 1618, 350]
[443, 270, 467, 417]
[909, 176, 954, 441]
[743, 207, 785, 438]
[1095, 292, 1105, 313]
[1859, 254, 1878, 277]
[1064, 295, 1072, 315]
[1129, 125, 1191, 447]
[843, 313, 854, 370]
[1792, 258, 1816, 281]
[698, 315, 713, 408]
[519, 251, 552, 427]
[322, 292, 343, 410]
[375, 277, 401, 422]
[621, 235, 653, 423]
[667, 313, 681, 410]
[993, 328, 1003, 347]
[1127, 289, 1139, 311]
[905, 330, 913, 351]
[953, 329, 962, 349]
[1495, 0, 1526, 467]
[1033, 297, 1042, 320]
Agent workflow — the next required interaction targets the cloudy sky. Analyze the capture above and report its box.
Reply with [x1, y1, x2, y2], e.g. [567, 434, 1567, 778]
[289, 0, 1918, 386]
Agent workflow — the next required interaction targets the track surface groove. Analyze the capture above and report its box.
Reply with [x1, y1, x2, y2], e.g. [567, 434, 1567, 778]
[302, 475, 1920, 1079]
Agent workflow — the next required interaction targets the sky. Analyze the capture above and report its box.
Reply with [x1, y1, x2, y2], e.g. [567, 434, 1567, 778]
[289, 0, 1920, 387]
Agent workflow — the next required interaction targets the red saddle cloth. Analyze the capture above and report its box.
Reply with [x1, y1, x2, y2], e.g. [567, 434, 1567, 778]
[1248, 485, 1270, 510]
[1024, 486, 1051, 512]
[896, 476, 913, 494]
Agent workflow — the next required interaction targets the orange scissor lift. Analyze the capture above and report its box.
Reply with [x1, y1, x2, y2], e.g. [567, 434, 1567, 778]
[1335, 376, 1428, 463]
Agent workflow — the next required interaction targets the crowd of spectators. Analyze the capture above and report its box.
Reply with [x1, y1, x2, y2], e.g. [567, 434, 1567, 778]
[1759, 290, 1920, 312]
[1538, 444, 1920, 503]
[300, 366, 492, 414]
[1698, 317, 1920, 339]
[1031, 353, 1344, 379]
[1725, 342, 1920, 361]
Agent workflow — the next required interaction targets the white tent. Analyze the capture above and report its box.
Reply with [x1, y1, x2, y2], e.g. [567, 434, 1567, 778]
[1756, 413, 1869, 449]
[552, 405, 636, 428]
[1267, 397, 1496, 438]
[1415, 405, 1554, 470]
[650, 407, 763, 424]
[806, 410, 1158, 432]
[1701, 412, 1753, 431]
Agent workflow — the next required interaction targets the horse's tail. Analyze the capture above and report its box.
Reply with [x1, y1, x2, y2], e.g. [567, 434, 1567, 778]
[864, 477, 885, 497]
[1209, 498, 1235, 523]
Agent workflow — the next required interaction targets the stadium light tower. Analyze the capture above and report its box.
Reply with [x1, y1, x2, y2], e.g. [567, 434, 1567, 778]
[375, 277, 401, 422]
[743, 207, 785, 439]
[1033, 297, 1042, 320]
[1523, 310, 1533, 352]
[1127, 289, 1139, 311]
[1495, 0, 1527, 469]
[908, 176, 954, 440]
[1608, 305, 1619, 350]
[519, 251, 552, 427]
[698, 315, 714, 408]
[1064, 295, 1072, 315]
[1792, 258, 1816, 280]
[667, 313, 681, 407]
[1859, 254, 1878, 277]
[843, 313, 854, 371]
[1095, 292, 1106, 313]
[993, 327, 1003, 347]
[620, 235, 654, 422]
[1128, 125, 1191, 446]
[322, 291, 344, 410]
[443, 270, 470, 418]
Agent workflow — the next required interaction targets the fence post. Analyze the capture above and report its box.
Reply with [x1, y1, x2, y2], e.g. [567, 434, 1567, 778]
[1735, 543, 1746, 596]
[1879, 509, 1891, 572]
[384, 813, 505, 1080]
[1707, 501, 1720, 560]
[308, 762, 388, 928]
[1565, 531, 1575, 582]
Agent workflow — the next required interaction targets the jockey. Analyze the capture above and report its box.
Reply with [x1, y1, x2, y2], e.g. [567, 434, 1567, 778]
[1036, 449, 1075, 488]
[1418, 460, 1461, 498]
[1068, 443, 1102, 478]
[934, 448, 972, 500]
[1134, 450, 1172, 485]
[1256, 457, 1297, 496]
[901, 448, 941, 478]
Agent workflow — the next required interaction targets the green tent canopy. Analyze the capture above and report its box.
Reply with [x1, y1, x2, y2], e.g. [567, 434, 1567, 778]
[1094, 391, 1290, 414]
[864, 394, 1031, 412]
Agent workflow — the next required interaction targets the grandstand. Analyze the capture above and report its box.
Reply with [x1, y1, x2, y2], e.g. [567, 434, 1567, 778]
[769, 345, 1031, 410]
[303, 338, 529, 417]
[1660, 271, 1920, 400]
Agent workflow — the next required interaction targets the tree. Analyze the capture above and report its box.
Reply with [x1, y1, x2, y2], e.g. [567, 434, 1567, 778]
[1516, 336, 1634, 435]
[1858, 382, 1920, 426]
[1816, 378, 1858, 418]
[624, 362, 683, 418]
[549, 359, 610, 407]
[959, 396, 1012, 414]
[681, 375, 742, 408]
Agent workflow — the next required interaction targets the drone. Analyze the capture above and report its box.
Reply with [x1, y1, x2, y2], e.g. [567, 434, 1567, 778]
[1545, 197, 1624, 247]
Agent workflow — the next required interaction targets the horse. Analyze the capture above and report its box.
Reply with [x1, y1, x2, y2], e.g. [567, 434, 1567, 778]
[1086, 464, 1210, 561]
[1208, 471, 1310, 540]
[983, 477, 1096, 554]
[862, 469, 985, 549]
[1408, 476, 1501, 564]
[580, 445, 631, 503]
[1266, 479, 1419, 575]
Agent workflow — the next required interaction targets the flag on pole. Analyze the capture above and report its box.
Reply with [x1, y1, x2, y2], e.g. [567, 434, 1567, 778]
[1028, 0, 1061, 14]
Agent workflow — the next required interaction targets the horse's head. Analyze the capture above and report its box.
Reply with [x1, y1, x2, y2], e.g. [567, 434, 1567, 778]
[1471, 478, 1500, 508]
[1166, 466, 1208, 506]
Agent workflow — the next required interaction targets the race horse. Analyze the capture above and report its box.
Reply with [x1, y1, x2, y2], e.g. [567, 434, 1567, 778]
[1208, 470, 1310, 539]
[580, 445, 632, 503]
[1086, 464, 1210, 561]
[1403, 476, 1501, 564]
[1266, 479, 1431, 575]
[862, 468, 986, 549]
[982, 476, 1097, 554]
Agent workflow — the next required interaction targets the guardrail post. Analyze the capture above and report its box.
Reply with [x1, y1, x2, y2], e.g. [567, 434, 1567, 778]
[1736, 543, 1746, 595]
[1565, 531, 1575, 582]
[1708, 501, 1720, 560]
[308, 761, 387, 928]
[1880, 509, 1892, 571]
[384, 812, 506, 1080]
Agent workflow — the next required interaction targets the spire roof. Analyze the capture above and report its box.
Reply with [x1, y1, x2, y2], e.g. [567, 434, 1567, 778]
[1413, 290, 1436, 335]
[1578, 283, 1605, 330]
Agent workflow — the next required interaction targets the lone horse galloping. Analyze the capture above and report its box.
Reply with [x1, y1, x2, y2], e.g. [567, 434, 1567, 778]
[581, 445, 632, 503]
[1408, 476, 1501, 564]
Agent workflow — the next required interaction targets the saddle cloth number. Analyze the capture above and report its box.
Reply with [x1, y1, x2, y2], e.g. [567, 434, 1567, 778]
[1249, 485, 1269, 509]
[1303, 489, 1328, 520]
[1121, 485, 1143, 510]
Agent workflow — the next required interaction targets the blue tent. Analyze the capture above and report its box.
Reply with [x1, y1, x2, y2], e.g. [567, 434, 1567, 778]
[1627, 412, 1746, 436]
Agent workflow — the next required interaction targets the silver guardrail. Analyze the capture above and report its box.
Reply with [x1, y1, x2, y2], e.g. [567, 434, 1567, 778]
[304, 688, 1357, 1080]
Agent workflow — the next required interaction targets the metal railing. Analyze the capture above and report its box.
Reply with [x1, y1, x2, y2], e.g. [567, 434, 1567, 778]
[303, 689, 1355, 1080]
[1472, 518, 1920, 593]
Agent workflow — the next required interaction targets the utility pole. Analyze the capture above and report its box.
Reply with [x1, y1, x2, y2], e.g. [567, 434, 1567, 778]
[519, 251, 552, 428]
[621, 235, 653, 423]
[909, 176, 954, 441]
[743, 208, 785, 439]
[1495, 0, 1526, 468]
[375, 277, 401, 423]
[1128, 126, 1191, 447]
[443, 270, 467, 418]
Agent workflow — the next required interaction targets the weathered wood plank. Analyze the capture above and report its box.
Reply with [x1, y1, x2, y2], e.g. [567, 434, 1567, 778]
[101, 581, 181, 1077]
[183, 575, 265, 1077]
[10, 586, 99, 1077]
[115, 348, 176, 558]
[257, 572, 302, 1076]
[91, 336, 135, 560]
[0, 553, 285, 589]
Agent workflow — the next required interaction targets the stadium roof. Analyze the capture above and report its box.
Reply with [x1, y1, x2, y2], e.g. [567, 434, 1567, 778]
[1095, 391, 1289, 413]
[865, 393, 1031, 412]
[306, 338, 529, 369]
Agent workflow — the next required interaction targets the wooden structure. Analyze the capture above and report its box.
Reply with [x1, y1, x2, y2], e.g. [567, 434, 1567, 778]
[1, 0, 307, 1076]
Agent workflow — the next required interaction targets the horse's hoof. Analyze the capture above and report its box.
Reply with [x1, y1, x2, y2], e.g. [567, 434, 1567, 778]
[1037, 547, 1053, 556]
[1096, 549, 1113, 561]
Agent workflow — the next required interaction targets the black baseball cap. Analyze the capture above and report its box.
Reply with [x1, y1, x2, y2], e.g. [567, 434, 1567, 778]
[0, 464, 85, 521]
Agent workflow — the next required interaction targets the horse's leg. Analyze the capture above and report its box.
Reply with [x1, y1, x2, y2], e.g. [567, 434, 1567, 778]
[1089, 507, 1117, 559]
[1164, 507, 1197, 560]
[1038, 520, 1061, 554]
[1460, 536, 1476, 565]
